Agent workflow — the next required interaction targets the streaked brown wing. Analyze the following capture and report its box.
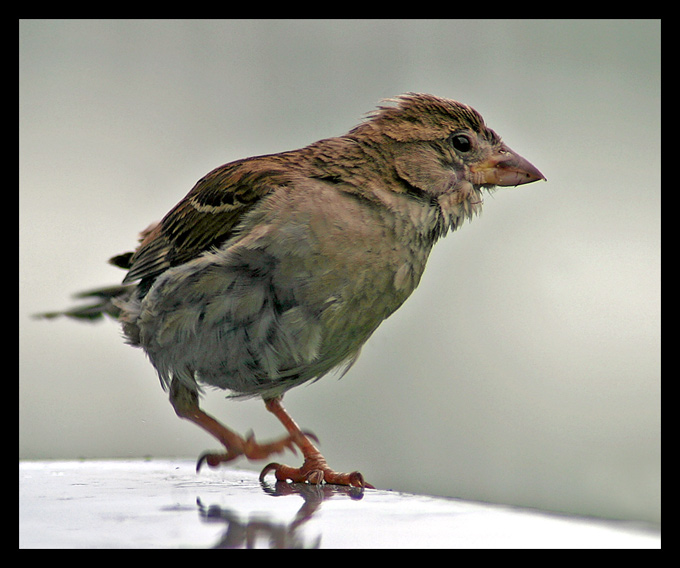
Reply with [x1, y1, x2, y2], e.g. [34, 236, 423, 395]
[119, 156, 293, 284]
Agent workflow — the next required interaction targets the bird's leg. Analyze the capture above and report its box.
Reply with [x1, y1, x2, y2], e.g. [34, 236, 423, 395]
[259, 397, 373, 488]
[168, 378, 296, 471]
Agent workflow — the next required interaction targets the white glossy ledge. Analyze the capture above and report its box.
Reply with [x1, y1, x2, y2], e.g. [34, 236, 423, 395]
[19, 459, 660, 548]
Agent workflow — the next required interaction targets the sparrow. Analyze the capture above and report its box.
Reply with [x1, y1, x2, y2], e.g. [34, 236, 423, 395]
[40, 93, 545, 488]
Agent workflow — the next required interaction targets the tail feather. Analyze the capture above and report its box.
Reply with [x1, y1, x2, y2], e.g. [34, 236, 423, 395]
[35, 284, 134, 322]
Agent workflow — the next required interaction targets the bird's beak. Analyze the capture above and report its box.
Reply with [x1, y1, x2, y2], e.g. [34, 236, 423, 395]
[470, 144, 546, 186]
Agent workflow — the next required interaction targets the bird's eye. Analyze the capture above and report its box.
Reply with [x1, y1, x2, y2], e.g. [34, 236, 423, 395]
[451, 134, 471, 153]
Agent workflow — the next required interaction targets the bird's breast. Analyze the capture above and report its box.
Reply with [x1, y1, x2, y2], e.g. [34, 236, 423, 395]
[134, 182, 436, 396]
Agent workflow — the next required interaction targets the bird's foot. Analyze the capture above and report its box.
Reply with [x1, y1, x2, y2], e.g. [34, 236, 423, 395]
[196, 430, 298, 472]
[259, 397, 373, 488]
[259, 455, 374, 489]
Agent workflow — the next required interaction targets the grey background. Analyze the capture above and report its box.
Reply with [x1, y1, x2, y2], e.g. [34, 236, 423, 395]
[20, 20, 660, 524]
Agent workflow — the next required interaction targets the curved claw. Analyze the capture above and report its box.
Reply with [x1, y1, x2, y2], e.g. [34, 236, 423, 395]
[196, 450, 242, 472]
[300, 430, 319, 444]
[348, 471, 375, 489]
[259, 462, 282, 482]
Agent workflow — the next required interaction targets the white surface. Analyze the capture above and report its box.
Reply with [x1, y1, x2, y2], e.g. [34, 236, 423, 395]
[19, 459, 660, 549]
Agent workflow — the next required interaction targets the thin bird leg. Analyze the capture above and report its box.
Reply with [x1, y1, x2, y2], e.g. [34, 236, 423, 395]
[168, 378, 297, 471]
[259, 397, 374, 489]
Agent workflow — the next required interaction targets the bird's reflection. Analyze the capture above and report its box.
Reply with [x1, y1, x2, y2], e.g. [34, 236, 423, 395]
[196, 480, 366, 548]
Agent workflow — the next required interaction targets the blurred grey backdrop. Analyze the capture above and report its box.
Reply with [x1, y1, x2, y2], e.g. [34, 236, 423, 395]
[19, 20, 660, 524]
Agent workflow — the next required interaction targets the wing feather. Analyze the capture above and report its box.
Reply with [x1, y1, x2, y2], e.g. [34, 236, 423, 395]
[120, 156, 292, 284]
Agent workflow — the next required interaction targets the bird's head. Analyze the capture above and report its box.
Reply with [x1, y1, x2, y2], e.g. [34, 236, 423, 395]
[350, 93, 545, 198]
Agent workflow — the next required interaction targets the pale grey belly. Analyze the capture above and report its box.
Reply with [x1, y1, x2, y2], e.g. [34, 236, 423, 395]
[132, 188, 432, 398]
[134, 239, 418, 398]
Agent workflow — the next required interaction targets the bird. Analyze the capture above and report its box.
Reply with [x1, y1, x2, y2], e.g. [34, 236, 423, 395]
[40, 93, 545, 488]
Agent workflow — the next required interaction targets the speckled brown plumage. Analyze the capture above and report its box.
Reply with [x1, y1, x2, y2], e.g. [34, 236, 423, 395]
[42, 93, 545, 488]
